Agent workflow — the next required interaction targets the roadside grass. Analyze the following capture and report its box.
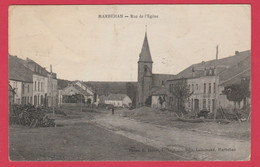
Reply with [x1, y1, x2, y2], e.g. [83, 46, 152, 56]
[115, 107, 251, 141]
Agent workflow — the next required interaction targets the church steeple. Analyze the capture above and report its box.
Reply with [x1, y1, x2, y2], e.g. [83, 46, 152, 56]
[139, 26, 153, 63]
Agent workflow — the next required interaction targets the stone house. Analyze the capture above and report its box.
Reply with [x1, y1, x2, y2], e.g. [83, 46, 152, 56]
[61, 83, 92, 104]
[167, 50, 251, 113]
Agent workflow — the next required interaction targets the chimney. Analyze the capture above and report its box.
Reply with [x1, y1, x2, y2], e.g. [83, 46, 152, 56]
[192, 67, 195, 78]
[235, 51, 239, 55]
[216, 45, 218, 60]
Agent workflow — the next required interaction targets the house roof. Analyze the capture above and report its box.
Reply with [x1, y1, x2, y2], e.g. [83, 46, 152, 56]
[219, 55, 251, 86]
[138, 32, 153, 63]
[72, 84, 92, 96]
[176, 50, 251, 79]
[151, 86, 167, 95]
[63, 84, 92, 96]
[152, 74, 176, 85]
[8, 55, 33, 83]
[73, 81, 95, 93]
[105, 93, 129, 101]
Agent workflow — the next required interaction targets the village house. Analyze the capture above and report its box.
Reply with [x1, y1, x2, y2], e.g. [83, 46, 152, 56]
[8, 55, 34, 105]
[73, 81, 98, 105]
[18, 57, 58, 107]
[8, 55, 58, 107]
[60, 83, 93, 105]
[8, 84, 15, 116]
[167, 50, 251, 113]
[103, 94, 132, 108]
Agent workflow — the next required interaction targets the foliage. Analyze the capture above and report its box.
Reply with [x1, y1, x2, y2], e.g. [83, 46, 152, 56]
[222, 82, 250, 109]
[126, 82, 137, 107]
[170, 78, 193, 113]
[145, 96, 152, 107]
[63, 94, 85, 103]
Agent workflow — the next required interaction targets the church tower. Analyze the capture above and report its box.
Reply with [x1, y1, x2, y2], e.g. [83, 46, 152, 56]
[136, 28, 153, 107]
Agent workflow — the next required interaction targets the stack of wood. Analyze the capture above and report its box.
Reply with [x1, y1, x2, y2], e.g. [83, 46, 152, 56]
[10, 104, 55, 128]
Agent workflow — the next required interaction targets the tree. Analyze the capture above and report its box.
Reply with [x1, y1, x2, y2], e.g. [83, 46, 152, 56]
[145, 96, 152, 107]
[126, 82, 137, 107]
[171, 78, 193, 114]
[222, 83, 250, 111]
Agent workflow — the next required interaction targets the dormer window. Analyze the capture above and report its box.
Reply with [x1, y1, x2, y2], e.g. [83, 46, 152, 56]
[144, 65, 148, 73]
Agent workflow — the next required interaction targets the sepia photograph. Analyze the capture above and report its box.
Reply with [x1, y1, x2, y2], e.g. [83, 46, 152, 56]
[8, 5, 251, 161]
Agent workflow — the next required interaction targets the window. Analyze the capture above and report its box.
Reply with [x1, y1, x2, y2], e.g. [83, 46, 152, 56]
[34, 81, 37, 91]
[162, 80, 165, 86]
[170, 84, 173, 92]
[28, 84, 30, 93]
[192, 84, 194, 92]
[209, 83, 211, 94]
[203, 83, 206, 94]
[208, 99, 211, 111]
[191, 99, 193, 110]
[203, 99, 206, 109]
[196, 84, 198, 90]
[41, 82, 43, 92]
[22, 84, 25, 94]
[144, 65, 147, 73]
[38, 82, 40, 91]
[213, 83, 216, 93]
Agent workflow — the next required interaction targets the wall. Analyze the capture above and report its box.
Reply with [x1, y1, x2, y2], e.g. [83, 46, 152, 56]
[122, 96, 132, 107]
[105, 100, 123, 107]
[32, 74, 46, 106]
[9, 80, 22, 104]
[186, 76, 218, 113]
[137, 62, 153, 107]
[21, 82, 33, 105]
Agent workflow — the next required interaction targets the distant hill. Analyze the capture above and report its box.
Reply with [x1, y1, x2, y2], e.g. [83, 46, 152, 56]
[57, 79, 72, 90]
[84, 81, 137, 106]
[57, 79, 137, 106]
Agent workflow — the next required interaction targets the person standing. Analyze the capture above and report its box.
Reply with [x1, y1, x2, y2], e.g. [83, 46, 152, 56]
[111, 106, 114, 115]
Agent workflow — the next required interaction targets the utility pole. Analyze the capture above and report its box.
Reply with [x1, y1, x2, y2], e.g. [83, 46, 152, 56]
[214, 45, 218, 120]
[80, 94, 82, 112]
[50, 65, 55, 117]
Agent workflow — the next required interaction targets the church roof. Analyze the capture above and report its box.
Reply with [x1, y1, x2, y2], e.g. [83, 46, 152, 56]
[139, 32, 153, 63]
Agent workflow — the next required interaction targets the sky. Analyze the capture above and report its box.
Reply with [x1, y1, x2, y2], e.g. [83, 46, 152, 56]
[9, 5, 251, 81]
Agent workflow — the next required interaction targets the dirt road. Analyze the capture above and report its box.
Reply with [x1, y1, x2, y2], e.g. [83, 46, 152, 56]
[93, 113, 250, 161]
[9, 112, 180, 161]
[9, 110, 250, 161]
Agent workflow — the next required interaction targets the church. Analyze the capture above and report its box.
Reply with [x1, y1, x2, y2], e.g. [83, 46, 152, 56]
[136, 30, 176, 107]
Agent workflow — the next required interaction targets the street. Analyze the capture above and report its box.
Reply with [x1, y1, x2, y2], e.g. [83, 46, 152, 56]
[9, 108, 251, 161]
[9, 111, 180, 161]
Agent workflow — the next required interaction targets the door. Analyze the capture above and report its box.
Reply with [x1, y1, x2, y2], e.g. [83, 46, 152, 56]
[194, 99, 199, 113]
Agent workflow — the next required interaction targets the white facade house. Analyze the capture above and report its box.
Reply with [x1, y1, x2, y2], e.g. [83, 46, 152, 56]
[9, 55, 58, 107]
[104, 94, 132, 108]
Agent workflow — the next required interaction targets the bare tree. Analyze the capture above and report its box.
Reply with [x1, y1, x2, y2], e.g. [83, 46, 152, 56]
[171, 78, 193, 115]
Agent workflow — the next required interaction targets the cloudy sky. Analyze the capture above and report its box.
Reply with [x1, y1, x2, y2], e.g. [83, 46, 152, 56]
[9, 5, 251, 81]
